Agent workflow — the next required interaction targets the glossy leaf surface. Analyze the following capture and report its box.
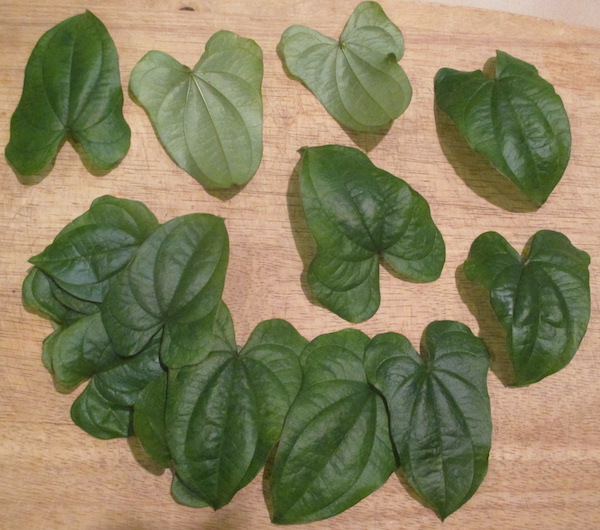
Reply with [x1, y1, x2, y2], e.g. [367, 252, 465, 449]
[270, 329, 396, 524]
[5, 11, 130, 178]
[435, 50, 571, 206]
[30, 196, 158, 302]
[22, 267, 87, 326]
[464, 230, 590, 385]
[70, 378, 132, 439]
[300, 145, 445, 322]
[130, 30, 263, 189]
[365, 321, 491, 519]
[101, 213, 229, 358]
[278, 1, 411, 132]
[133, 373, 171, 468]
[166, 320, 306, 509]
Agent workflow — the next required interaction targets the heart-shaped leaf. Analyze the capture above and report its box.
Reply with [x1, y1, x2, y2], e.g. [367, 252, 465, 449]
[5, 11, 130, 179]
[278, 1, 412, 132]
[100, 213, 229, 359]
[464, 230, 590, 385]
[130, 30, 263, 189]
[270, 329, 396, 524]
[300, 144, 445, 322]
[166, 319, 306, 509]
[365, 321, 491, 520]
[435, 50, 571, 206]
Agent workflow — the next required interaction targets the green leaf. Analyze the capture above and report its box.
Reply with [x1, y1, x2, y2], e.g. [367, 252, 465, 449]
[70, 378, 132, 440]
[43, 312, 121, 390]
[435, 50, 571, 206]
[133, 372, 171, 468]
[166, 319, 306, 509]
[101, 213, 229, 358]
[30, 196, 159, 302]
[170, 474, 209, 508]
[67, 334, 164, 440]
[160, 300, 236, 369]
[5, 11, 130, 178]
[270, 329, 396, 524]
[364, 321, 491, 520]
[22, 267, 87, 326]
[278, 1, 411, 132]
[93, 334, 164, 407]
[130, 30, 263, 189]
[464, 230, 591, 386]
[300, 145, 445, 322]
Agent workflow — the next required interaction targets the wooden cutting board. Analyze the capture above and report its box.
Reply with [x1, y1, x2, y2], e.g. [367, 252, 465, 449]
[1, 0, 599, 527]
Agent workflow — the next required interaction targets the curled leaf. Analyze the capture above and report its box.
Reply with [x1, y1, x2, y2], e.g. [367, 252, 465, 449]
[278, 1, 412, 132]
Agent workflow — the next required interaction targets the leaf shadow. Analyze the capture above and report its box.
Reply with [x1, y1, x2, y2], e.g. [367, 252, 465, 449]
[455, 264, 515, 386]
[69, 137, 115, 178]
[261, 442, 277, 520]
[394, 467, 441, 520]
[126, 435, 166, 477]
[341, 123, 391, 152]
[286, 158, 326, 311]
[434, 104, 538, 213]
[6, 140, 64, 185]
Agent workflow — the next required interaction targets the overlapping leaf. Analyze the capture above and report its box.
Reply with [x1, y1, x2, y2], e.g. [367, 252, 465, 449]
[365, 321, 491, 519]
[130, 30, 263, 189]
[435, 50, 571, 206]
[30, 196, 158, 302]
[100, 213, 229, 361]
[270, 329, 396, 524]
[278, 1, 412, 132]
[5, 11, 130, 179]
[300, 144, 445, 322]
[166, 319, 307, 509]
[464, 230, 590, 385]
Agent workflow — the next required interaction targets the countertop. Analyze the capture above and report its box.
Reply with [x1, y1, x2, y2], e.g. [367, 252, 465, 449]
[1, 0, 599, 528]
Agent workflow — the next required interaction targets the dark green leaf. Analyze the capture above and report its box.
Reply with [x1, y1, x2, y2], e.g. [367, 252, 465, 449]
[464, 230, 590, 385]
[43, 313, 120, 390]
[435, 50, 571, 206]
[270, 329, 396, 524]
[93, 334, 164, 406]
[278, 1, 411, 132]
[22, 267, 86, 326]
[5, 11, 130, 178]
[130, 30, 263, 189]
[365, 321, 491, 520]
[170, 474, 209, 508]
[160, 300, 236, 369]
[30, 196, 158, 302]
[300, 145, 445, 322]
[101, 213, 229, 358]
[133, 373, 171, 468]
[70, 379, 132, 439]
[166, 319, 306, 509]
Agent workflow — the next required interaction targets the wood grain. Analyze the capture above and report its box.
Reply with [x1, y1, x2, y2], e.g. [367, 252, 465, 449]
[1, 1, 599, 528]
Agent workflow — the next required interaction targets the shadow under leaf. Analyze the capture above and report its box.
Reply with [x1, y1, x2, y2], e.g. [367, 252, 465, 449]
[127, 435, 166, 477]
[455, 264, 515, 386]
[342, 122, 391, 152]
[286, 158, 325, 310]
[434, 104, 537, 213]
